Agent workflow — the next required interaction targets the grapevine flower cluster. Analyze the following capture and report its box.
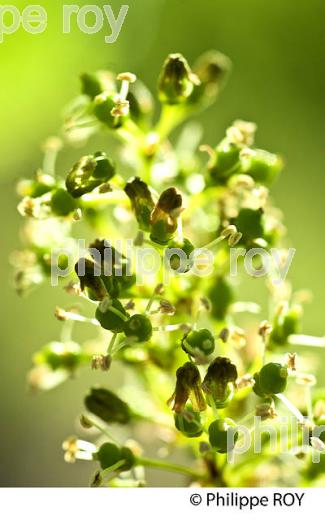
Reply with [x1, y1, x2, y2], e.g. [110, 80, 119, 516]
[13, 51, 325, 487]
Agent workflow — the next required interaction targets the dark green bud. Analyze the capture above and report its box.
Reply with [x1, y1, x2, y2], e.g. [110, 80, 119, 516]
[66, 152, 115, 198]
[80, 71, 115, 99]
[209, 140, 241, 185]
[124, 177, 155, 232]
[257, 362, 288, 395]
[124, 314, 153, 342]
[166, 238, 194, 272]
[158, 53, 200, 105]
[171, 362, 206, 413]
[209, 277, 234, 321]
[85, 387, 131, 424]
[209, 418, 238, 453]
[182, 328, 215, 357]
[96, 298, 129, 333]
[242, 149, 283, 185]
[89, 239, 136, 296]
[174, 405, 203, 438]
[150, 187, 183, 245]
[33, 341, 82, 372]
[94, 442, 135, 471]
[202, 357, 238, 408]
[75, 258, 106, 301]
[235, 207, 265, 243]
[51, 188, 77, 216]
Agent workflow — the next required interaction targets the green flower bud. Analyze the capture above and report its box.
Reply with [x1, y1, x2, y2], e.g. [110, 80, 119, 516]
[33, 341, 82, 372]
[150, 187, 183, 245]
[80, 71, 115, 99]
[241, 149, 283, 185]
[124, 314, 153, 342]
[257, 363, 288, 395]
[171, 362, 206, 413]
[66, 152, 115, 198]
[124, 177, 155, 232]
[85, 387, 131, 424]
[89, 239, 136, 296]
[182, 328, 215, 357]
[166, 237, 194, 272]
[202, 357, 238, 408]
[270, 306, 301, 347]
[191, 50, 231, 105]
[94, 442, 135, 471]
[208, 277, 234, 321]
[209, 140, 241, 185]
[96, 298, 129, 332]
[75, 258, 106, 301]
[93, 93, 124, 128]
[235, 208, 265, 244]
[174, 405, 203, 438]
[51, 188, 77, 216]
[209, 418, 238, 453]
[158, 53, 199, 105]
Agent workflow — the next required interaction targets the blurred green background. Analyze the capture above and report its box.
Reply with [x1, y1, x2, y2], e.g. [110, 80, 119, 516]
[1, 0, 325, 486]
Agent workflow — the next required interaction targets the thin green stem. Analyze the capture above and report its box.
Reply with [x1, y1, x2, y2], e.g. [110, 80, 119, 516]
[107, 305, 129, 322]
[239, 410, 256, 425]
[100, 459, 126, 479]
[145, 288, 158, 314]
[60, 320, 74, 343]
[137, 457, 203, 480]
[107, 333, 118, 355]
[81, 190, 129, 208]
[203, 235, 225, 251]
[207, 395, 220, 419]
[112, 337, 136, 355]
[261, 338, 267, 366]
[155, 105, 188, 141]
[84, 416, 120, 445]
[152, 324, 189, 332]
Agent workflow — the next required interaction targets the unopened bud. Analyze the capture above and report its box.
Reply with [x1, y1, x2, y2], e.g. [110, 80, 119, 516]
[159, 53, 200, 105]
[150, 188, 183, 245]
[169, 362, 206, 413]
